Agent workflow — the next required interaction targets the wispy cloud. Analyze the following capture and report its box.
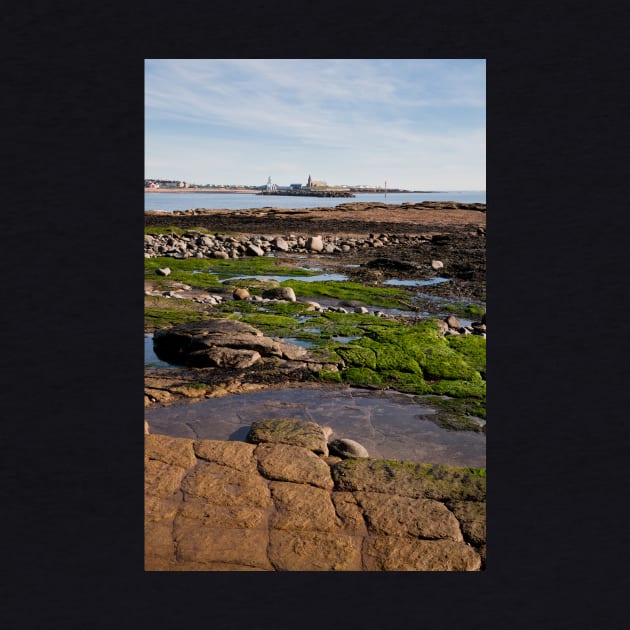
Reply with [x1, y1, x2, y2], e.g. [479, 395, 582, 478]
[145, 59, 485, 189]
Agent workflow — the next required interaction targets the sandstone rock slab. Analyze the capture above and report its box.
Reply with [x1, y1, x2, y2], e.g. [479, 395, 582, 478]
[145, 434, 197, 470]
[173, 518, 273, 570]
[362, 537, 481, 571]
[269, 481, 339, 532]
[268, 529, 363, 571]
[255, 442, 334, 490]
[354, 492, 463, 541]
[181, 460, 272, 508]
[193, 439, 258, 474]
[446, 500, 486, 546]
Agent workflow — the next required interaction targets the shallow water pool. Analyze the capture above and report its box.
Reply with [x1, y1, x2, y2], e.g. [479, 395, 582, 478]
[145, 386, 485, 467]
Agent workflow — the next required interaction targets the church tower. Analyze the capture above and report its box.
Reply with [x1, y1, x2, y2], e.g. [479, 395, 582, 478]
[307, 174, 312, 188]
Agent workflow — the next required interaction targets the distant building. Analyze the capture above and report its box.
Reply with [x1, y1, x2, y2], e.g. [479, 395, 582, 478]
[290, 183, 302, 189]
[307, 174, 328, 188]
[266, 176, 278, 192]
[178, 181, 186, 188]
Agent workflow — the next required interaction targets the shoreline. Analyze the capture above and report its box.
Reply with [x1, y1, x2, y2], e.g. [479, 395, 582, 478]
[145, 188, 255, 194]
[144, 188, 460, 195]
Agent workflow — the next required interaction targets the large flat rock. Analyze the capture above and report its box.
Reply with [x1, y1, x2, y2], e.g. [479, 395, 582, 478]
[145, 433, 486, 571]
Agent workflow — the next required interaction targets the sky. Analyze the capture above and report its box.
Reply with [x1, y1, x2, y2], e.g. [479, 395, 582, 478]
[145, 59, 485, 191]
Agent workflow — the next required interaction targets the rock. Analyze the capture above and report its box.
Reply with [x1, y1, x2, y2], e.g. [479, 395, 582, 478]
[445, 315, 461, 329]
[246, 418, 330, 455]
[247, 243, 265, 257]
[331, 459, 486, 502]
[306, 235, 324, 252]
[446, 500, 486, 546]
[189, 347, 261, 369]
[152, 319, 267, 367]
[269, 481, 339, 531]
[255, 443, 334, 490]
[328, 438, 369, 459]
[303, 301, 322, 311]
[156, 267, 171, 276]
[193, 440, 258, 474]
[213, 250, 229, 259]
[262, 287, 296, 302]
[273, 340, 308, 360]
[362, 537, 481, 571]
[267, 529, 362, 572]
[431, 260, 444, 270]
[434, 319, 449, 334]
[232, 287, 250, 300]
[354, 492, 463, 541]
[144, 420, 150, 435]
[273, 237, 289, 252]
[354, 306, 369, 314]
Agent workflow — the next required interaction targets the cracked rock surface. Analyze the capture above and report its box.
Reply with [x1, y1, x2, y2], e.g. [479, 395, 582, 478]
[145, 429, 486, 571]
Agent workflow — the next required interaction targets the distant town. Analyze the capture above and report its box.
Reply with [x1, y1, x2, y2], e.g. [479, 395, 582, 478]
[144, 175, 421, 194]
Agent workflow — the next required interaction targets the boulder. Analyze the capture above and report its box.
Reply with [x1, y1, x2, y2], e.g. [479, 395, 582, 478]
[156, 267, 171, 276]
[152, 319, 269, 367]
[306, 236, 324, 252]
[262, 287, 296, 302]
[445, 315, 461, 329]
[431, 260, 444, 270]
[328, 438, 369, 459]
[246, 418, 330, 455]
[247, 243, 265, 257]
[273, 237, 289, 252]
[232, 287, 250, 300]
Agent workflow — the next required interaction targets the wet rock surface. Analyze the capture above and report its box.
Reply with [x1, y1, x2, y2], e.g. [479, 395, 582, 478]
[145, 431, 485, 571]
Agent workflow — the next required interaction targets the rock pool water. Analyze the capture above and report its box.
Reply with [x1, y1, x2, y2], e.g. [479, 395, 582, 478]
[145, 386, 485, 467]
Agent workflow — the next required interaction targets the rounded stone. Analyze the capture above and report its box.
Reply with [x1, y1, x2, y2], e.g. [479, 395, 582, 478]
[232, 287, 250, 300]
[328, 438, 369, 459]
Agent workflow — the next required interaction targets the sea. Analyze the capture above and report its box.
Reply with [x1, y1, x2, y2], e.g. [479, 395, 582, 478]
[145, 191, 486, 212]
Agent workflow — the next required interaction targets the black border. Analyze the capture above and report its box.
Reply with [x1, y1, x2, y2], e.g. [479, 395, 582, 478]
[5, 0, 628, 627]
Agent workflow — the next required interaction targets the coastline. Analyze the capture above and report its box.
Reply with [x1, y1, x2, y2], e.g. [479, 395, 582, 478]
[145, 188, 255, 194]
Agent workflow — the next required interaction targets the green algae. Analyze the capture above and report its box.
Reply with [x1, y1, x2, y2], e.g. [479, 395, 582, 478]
[145, 255, 317, 286]
[330, 458, 486, 501]
[281, 279, 412, 308]
[144, 306, 209, 331]
[238, 313, 300, 336]
[446, 334, 486, 377]
[343, 367, 387, 387]
[318, 369, 343, 383]
[335, 345, 377, 369]
[443, 302, 486, 319]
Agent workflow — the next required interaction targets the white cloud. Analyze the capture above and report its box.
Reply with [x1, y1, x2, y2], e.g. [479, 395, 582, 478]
[145, 59, 485, 189]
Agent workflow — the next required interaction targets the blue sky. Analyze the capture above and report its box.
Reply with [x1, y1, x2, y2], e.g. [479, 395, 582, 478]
[145, 59, 485, 190]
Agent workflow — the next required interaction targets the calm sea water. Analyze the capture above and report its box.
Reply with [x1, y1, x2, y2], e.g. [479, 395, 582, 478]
[145, 191, 486, 212]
